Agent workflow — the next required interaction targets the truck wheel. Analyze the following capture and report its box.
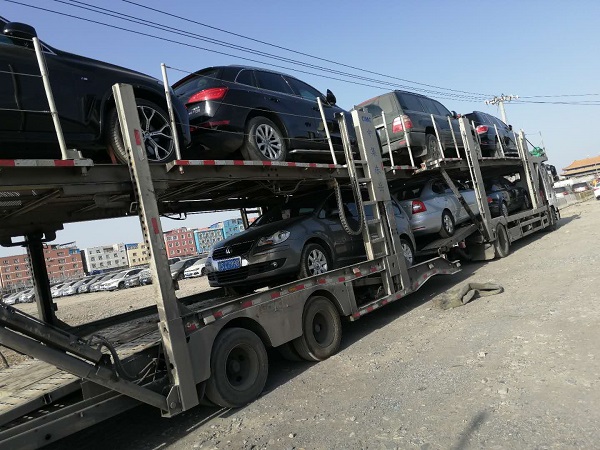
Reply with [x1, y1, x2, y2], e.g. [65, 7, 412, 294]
[494, 223, 510, 258]
[439, 210, 455, 238]
[242, 117, 287, 161]
[277, 341, 303, 361]
[544, 206, 558, 232]
[293, 296, 341, 361]
[205, 328, 268, 408]
[107, 99, 176, 164]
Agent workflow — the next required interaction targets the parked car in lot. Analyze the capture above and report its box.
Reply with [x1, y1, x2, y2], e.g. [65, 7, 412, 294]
[50, 282, 66, 298]
[594, 184, 600, 200]
[2, 291, 20, 305]
[123, 269, 147, 288]
[138, 269, 152, 286]
[0, 17, 191, 163]
[99, 268, 144, 291]
[184, 258, 207, 278]
[77, 275, 103, 294]
[357, 90, 463, 164]
[89, 273, 120, 292]
[463, 111, 517, 157]
[170, 257, 203, 281]
[485, 177, 530, 217]
[390, 178, 479, 238]
[173, 65, 348, 162]
[18, 288, 35, 303]
[205, 189, 416, 292]
[571, 182, 590, 193]
[553, 186, 572, 199]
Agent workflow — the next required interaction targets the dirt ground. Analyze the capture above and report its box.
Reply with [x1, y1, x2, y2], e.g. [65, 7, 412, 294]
[4, 200, 600, 449]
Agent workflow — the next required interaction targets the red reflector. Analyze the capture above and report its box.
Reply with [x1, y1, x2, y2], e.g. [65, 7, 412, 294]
[187, 87, 228, 105]
[411, 200, 427, 213]
[134, 129, 142, 145]
[476, 125, 489, 134]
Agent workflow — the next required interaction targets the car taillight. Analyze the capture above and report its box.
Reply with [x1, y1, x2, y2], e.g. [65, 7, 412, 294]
[487, 196, 493, 203]
[476, 125, 489, 134]
[187, 87, 228, 105]
[411, 200, 427, 214]
[392, 115, 413, 133]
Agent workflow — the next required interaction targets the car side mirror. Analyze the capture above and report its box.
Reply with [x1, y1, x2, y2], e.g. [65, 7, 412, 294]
[326, 89, 337, 105]
[508, 124, 513, 131]
[3, 22, 37, 40]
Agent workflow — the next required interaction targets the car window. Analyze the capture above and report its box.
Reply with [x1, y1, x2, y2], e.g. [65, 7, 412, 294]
[431, 181, 447, 195]
[397, 93, 426, 113]
[255, 71, 294, 94]
[394, 185, 423, 200]
[174, 68, 221, 96]
[254, 196, 318, 225]
[235, 69, 256, 87]
[284, 76, 323, 101]
[420, 98, 443, 116]
[363, 104, 383, 118]
[432, 99, 451, 116]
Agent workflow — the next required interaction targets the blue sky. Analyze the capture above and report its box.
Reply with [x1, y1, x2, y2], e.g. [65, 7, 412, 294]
[1, 0, 599, 255]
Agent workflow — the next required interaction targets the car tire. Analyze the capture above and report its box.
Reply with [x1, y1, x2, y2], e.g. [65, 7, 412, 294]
[299, 243, 332, 278]
[501, 201, 509, 217]
[242, 117, 287, 162]
[107, 98, 176, 164]
[400, 238, 415, 267]
[205, 328, 268, 408]
[292, 296, 342, 361]
[201, 267, 206, 276]
[426, 133, 441, 161]
[439, 210, 455, 238]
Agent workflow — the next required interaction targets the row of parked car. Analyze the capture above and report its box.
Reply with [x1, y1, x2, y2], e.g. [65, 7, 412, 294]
[1, 256, 209, 306]
[203, 175, 532, 293]
[0, 17, 518, 166]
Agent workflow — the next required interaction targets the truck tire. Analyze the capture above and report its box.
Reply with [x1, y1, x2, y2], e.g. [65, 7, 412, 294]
[277, 341, 303, 361]
[107, 99, 176, 164]
[293, 296, 341, 361]
[494, 223, 510, 258]
[205, 327, 268, 408]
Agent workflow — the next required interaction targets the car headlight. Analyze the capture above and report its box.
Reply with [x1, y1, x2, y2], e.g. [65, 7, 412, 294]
[257, 230, 290, 247]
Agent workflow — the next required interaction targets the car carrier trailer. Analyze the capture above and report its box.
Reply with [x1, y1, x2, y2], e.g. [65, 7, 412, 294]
[0, 84, 558, 449]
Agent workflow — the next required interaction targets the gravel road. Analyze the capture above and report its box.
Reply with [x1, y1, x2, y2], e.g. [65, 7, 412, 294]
[6, 200, 600, 449]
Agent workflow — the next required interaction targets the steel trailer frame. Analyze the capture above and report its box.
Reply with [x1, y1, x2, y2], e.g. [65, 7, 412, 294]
[0, 88, 558, 449]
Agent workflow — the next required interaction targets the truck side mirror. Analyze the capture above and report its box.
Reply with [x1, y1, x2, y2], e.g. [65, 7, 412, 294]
[326, 89, 337, 105]
[3, 22, 37, 40]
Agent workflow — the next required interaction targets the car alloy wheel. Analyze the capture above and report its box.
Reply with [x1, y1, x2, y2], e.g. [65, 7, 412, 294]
[400, 239, 414, 267]
[307, 248, 328, 275]
[255, 123, 283, 160]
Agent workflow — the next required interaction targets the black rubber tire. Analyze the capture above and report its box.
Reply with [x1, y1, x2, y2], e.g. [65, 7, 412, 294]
[298, 243, 332, 279]
[400, 238, 415, 267]
[439, 209, 455, 238]
[544, 206, 558, 232]
[205, 327, 268, 408]
[201, 267, 206, 276]
[177, 273, 184, 281]
[292, 296, 342, 361]
[276, 341, 303, 362]
[118, 282, 124, 290]
[494, 223, 511, 258]
[242, 116, 287, 161]
[500, 201, 509, 218]
[425, 133, 440, 161]
[107, 98, 177, 164]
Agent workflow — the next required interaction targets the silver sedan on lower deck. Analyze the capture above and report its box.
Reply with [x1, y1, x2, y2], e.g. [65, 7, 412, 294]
[391, 178, 479, 238]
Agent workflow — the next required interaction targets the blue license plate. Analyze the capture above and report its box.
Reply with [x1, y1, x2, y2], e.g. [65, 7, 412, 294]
[217, 257, 241, 272]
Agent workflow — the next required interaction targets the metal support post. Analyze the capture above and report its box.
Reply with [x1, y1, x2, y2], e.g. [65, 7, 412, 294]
[240, 208, 250, 229]
[447, 116, 460, 158]
[112, 83, 198, 415]
[317, 97, 338, 165]
[380, 111, 396, 168]
[33, 37, 69, 161]
[458, 118, 493, 241]
[160, 63, 183, 161]
[493, 124, 505, 157]
[517, 130, 540, 209]
[430, 114, 446, 159]
[26, 234, 57, 325]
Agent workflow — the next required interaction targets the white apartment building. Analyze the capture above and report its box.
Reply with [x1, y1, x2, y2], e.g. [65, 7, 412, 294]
[83, 243, 129, 273]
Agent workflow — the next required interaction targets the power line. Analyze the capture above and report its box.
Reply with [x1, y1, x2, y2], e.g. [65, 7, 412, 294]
[121, 0, 492, 98]
[4, 0, 486, 103]
[519, 93, 600, 99]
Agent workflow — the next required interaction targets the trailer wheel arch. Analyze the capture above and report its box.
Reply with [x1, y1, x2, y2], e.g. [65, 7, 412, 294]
[222, 317, 273, 348]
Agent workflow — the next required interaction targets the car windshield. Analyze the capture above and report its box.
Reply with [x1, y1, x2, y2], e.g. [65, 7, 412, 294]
[554, 187, 568, 193]
[572, 183, 588, 189]
[253, 196, 321, 226]
[394, 184, 425, 201]
[174, 68, 220, 97]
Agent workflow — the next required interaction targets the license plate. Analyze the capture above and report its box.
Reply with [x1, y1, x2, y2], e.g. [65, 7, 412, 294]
[216, 257, 241, 272]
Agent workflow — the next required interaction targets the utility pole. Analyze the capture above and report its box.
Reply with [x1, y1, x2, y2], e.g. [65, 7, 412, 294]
[485, 94, 519, 124]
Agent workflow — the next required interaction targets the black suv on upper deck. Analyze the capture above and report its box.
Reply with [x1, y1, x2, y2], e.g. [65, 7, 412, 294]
[0, 17, 191, 163]
[173, 65, 349, 162]
[464, 111, 517, 157]
[357, 90, 463, 165]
